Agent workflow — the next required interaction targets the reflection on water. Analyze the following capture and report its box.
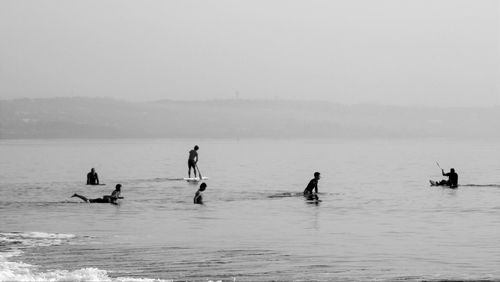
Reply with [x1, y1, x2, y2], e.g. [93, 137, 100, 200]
[1, 138, 500, 281]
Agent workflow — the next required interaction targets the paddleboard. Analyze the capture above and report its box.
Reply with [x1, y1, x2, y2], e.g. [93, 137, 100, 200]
[429, 180, 458, 188]
[183, 177, 208, 182]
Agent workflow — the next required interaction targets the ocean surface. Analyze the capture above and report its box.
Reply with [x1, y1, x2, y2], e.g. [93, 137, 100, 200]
[1, 138, 500, 282]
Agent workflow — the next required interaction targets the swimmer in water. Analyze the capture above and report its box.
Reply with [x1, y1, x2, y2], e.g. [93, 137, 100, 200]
[193, 182, 207, 204]
[86, 168, 99, 185]
[72, 184, 123, 204]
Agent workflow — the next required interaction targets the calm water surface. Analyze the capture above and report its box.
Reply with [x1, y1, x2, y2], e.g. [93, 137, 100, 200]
[1, 138, 500, 281]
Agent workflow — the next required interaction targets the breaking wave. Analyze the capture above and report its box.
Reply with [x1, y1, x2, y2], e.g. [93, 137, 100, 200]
[0, 231, 169, 282]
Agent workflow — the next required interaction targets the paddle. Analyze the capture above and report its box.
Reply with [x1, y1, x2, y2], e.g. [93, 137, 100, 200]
[436, 161, 445, 185]
[196, 164, 203, 180]
[436, 161, 443, 171]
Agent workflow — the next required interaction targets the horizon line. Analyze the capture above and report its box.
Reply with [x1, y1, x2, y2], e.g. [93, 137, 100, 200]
[1, 96, 499, 109]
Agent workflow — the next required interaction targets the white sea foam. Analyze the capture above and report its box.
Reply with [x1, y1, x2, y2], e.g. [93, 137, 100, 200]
[0, 260, 169, 282]
[0, 231, 76, 248]
[0, 232, 170, 282]
[0, 263, 169, 282]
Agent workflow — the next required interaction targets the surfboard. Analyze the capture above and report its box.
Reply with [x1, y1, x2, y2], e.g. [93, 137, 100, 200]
[268, 192, 302, 198]
[305, 198, 322, 204]
[304, 194, 321, 201]
[308, 199, 322, 202]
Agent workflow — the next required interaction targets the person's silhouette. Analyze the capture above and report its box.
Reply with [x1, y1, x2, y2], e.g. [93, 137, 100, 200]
[86, 168, 99, 185]
[438, 168, 458, 188]
[304, 172, 320, 199]
[72, 184, 123, 204]
[188, 146, 199, 178]
[194, 182, 207, 204]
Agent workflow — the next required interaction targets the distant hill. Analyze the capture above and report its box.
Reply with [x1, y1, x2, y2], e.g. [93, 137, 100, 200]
[1, 98, 499, 139]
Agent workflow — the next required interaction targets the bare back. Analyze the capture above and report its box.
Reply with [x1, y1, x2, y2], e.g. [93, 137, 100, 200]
[188, 149, 198, 161]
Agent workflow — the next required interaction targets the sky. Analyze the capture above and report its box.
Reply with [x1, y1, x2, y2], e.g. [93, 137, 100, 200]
[0, 0, 498, 106]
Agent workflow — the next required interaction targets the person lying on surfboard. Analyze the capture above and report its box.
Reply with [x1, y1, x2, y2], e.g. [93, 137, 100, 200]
[86, 168, 99, 185]
[304, 172, 320, 200]
[193, 182, 207, 204]
[72, 184, 123, 204]
[436, 168, 458, 188]
[188, 145, 199, 178]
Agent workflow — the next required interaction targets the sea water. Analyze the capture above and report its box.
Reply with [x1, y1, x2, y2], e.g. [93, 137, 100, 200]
[1, 138, 500, 281]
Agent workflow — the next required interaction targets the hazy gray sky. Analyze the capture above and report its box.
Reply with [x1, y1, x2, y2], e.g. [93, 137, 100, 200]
[0, 0, 498, 106]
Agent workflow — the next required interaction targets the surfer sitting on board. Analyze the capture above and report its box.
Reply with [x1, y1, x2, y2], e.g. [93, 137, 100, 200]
[194, 182, 207, 204]
[304, 172, 320, 200]
[437, 168, 458, 188]
[72, 184, 123, 204]
[188, 145, 199, 178]
[86, 168, 99, 185]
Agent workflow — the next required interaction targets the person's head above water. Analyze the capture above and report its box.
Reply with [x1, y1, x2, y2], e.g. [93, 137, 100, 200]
[314, 172, 321, 179]
[194, 145, 199, 151]
[450, 168, 455, 173]
[115, 184, 121, 191]
[91, 168, 95, 173]
[199, 182, 207, 191]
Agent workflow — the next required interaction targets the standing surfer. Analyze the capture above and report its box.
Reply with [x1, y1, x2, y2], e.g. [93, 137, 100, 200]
[188, 145, 199, 178]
